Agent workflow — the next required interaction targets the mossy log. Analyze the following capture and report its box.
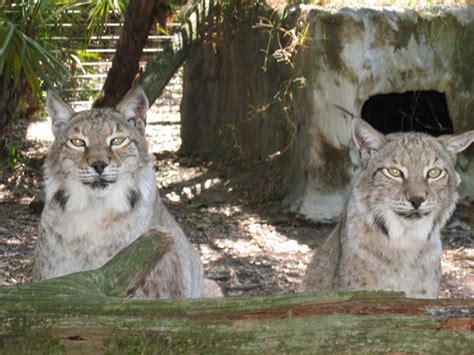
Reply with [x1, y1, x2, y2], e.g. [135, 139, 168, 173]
[0, 232, 473, 353]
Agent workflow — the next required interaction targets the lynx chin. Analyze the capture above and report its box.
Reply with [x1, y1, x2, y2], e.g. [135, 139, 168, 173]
[302, 118, 474, 298]
[32, 87, 221, 298]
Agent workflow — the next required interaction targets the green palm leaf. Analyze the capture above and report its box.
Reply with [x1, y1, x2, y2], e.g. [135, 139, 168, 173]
[0, 1, 70, 99]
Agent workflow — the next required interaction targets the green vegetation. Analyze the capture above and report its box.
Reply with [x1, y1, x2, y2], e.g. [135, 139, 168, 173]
[84, 0, 128, 38]
[0, 0, 69, 146]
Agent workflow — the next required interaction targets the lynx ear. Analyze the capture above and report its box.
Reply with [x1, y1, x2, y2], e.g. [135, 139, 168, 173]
[116, 86, 149, 135]
[437, 130, 474, 156]
[47, 91, 75, 138]
[352, 118, 385, 151]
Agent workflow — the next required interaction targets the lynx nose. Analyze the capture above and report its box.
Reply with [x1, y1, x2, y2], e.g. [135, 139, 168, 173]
[91, 160, 108, 175]
[409, 197, 425, 209]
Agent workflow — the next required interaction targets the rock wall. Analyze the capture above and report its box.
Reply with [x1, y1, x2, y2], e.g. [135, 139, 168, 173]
[181, 5, 474, 222]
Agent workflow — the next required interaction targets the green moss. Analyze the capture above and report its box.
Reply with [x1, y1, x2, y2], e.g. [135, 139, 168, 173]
[320, 15, 345, 72]
[103, 335, 152, 354]
[0, 314, 65, 355]
[370, 10, 422, 51]
[0, 200, 473, 353]
[1, 337, 65, 355]
[1, 317, 65, 354]
[2, 313, 474, 353]
[304, 11, 363, 86]
[102, 324, 257, 354]
[35, 338, 66, 354]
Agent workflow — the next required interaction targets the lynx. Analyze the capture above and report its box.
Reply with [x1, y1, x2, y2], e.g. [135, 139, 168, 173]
[32, 87, 221, 298]
[303, 118, 474, 298]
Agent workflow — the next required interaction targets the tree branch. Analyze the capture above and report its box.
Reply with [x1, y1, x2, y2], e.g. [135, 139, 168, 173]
[140, 0, 219, 104]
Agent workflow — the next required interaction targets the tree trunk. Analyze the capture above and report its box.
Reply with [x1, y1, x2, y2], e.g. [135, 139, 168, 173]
[140, 0, 218, 105]
[0, 231, 473, 353]
[0, 82, 19, 147]
[95, 0, 216, 108]
[94, 0, 171, 108]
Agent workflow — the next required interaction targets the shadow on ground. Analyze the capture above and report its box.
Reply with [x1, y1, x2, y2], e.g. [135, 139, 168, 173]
[154, 149, 474, 298]
[0, 118, 472, 298]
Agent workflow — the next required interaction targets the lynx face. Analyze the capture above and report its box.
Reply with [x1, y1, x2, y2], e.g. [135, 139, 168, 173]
[365, 134, 458, 223]
[303, 119, 474, 298]
[45, 87, 152, 209]
[35, 87, 218, 299]
[353, 119, 474, 240]
[52, 111, 147, 196]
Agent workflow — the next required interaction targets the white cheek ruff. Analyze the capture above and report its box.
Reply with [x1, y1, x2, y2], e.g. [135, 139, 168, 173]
[44, 175, 92, 213]
[383, 209, 437, 247]
[45, 159, 156, 215]
[102, 179, 135, 212]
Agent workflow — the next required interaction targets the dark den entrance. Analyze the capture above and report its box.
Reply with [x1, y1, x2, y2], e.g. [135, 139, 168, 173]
[361, 91, 453, 136]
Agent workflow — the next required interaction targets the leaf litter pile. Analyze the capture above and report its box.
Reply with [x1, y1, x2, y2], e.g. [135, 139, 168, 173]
[0, 95, 472, 298]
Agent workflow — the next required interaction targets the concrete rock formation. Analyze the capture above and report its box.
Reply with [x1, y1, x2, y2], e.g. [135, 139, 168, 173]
[181, 5, 474, 222]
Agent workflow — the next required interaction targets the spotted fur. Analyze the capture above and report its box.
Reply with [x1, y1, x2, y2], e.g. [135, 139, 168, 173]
[32, 87, 221, 299]
[303, 119, 474, 298]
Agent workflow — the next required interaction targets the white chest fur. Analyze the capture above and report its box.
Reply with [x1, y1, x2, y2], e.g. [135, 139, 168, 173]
[35, 167, 157, 280]
[360, 212, 442, 298]
[385, 210, 438, 249]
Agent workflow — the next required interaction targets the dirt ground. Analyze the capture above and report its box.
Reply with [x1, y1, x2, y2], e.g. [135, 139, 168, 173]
[0, 86, 473, 298]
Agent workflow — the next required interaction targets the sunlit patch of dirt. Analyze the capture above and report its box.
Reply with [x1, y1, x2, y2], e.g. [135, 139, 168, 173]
[150, 132, 330, 295]
[0, 81, 472, 298]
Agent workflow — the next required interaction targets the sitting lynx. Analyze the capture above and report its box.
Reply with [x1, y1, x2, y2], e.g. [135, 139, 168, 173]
[303, 118, 474, 298]
[32, 87, 221, 298]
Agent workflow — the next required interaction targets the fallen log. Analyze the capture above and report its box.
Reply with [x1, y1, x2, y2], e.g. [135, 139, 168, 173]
[0, 231, 473, 353]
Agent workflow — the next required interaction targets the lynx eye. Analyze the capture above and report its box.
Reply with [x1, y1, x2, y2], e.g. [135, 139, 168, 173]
[70, 138, 86, 147]
[385, 167, 403, 178]
[427, 168, 443, 179]
[110, 137, 127, 146]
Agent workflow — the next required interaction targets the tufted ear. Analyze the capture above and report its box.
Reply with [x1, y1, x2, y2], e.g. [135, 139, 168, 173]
[437, 130, 474, 157]
[352, 118, 386, 168]
[47, 91, 75, 138]
[352, 118, 386, 150]
[116, 86, 149, 135]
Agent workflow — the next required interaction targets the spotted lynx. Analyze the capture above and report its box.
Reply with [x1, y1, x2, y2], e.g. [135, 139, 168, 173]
[303, 118, 474, 298]
[32, 87, 221, 298]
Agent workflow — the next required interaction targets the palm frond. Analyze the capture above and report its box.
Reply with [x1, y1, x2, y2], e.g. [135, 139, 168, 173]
[86, 0, 128, 38]
[0, 1, 70, 100]
[0, 21, 15, 56]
